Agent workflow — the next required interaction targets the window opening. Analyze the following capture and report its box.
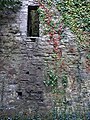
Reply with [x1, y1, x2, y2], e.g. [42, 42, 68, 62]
[27, 6, 39, 37]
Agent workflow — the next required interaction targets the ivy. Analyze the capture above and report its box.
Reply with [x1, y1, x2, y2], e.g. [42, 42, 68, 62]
[38, 0, 89, 116]
[61, 74, 68, 89]
[44, 70, 58, 88]
[0, 0, 22, 12]
[56, 0, 90, 42]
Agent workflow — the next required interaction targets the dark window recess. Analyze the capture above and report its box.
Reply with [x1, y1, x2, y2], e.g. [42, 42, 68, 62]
[27, 6, 39, 37]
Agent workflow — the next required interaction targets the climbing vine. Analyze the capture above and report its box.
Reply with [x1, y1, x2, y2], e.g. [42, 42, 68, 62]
[37, 0, 90, 117]
[37, 0, 90, 82]
[37, 1, 68, 117]
[38, 0, 65, 88]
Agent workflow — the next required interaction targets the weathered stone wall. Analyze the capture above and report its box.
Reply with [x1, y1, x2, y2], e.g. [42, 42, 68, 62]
[60, 28, 90, 111]
[0, 0, 90, 117]
[0, 0, 50, 117]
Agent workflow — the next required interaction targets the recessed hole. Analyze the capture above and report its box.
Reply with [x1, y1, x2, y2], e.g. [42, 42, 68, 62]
[38, 67, 41, 70]
[17, 91, 22, 96]
[26, 71, 29, 74]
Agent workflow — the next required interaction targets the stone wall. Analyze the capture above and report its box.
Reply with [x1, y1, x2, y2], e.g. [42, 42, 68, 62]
[0, 0, 90, 117]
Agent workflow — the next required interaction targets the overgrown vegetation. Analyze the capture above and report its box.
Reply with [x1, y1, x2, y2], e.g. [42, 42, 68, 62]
[56, 0, 90, 38]
[0, 111, 90, 120]
[37, 0, 90, 119]
[0, 0, 21, 12]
